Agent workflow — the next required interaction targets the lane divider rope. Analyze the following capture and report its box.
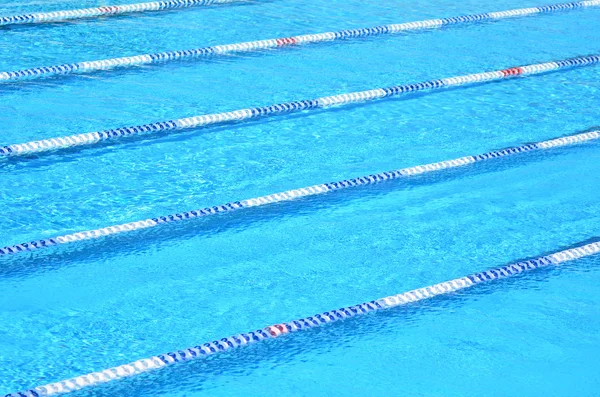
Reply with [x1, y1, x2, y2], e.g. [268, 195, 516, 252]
[0, 0, 248, 27]
[7, 239, 600, 396]
[1, 1, 600, 81]
[1, 129, 598, 259]
[2, 54, 599, 160]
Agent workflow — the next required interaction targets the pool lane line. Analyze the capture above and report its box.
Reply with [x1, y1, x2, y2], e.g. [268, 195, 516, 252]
[8, 240, 600, 397]
[2, 54, 599, 160]
[0, 0, 248, 27]
[1, 1, 599, 81]
[1, 129, 598, 259]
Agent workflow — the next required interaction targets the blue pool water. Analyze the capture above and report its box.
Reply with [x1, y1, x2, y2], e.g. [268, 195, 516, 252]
[1, 0, 600, 395]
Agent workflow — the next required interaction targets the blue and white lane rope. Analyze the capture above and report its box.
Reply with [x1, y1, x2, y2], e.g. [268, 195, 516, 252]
[1, 1, 600, 82]
[0, 0, 247, 27]
[2, 54, 600, 160]
[7, 240, 600, 397]
[1, 130, 598, 259]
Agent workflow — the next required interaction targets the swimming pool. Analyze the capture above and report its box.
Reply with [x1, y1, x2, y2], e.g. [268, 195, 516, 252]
[1, 0, 600, 395]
